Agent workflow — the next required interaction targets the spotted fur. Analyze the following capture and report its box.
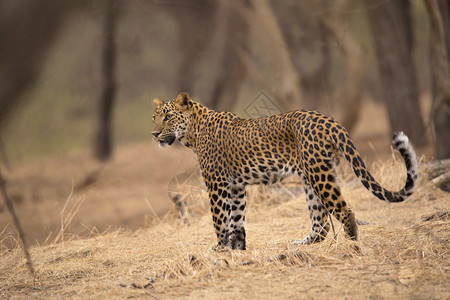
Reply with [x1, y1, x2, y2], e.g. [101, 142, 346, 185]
[152, 93, 418, 250]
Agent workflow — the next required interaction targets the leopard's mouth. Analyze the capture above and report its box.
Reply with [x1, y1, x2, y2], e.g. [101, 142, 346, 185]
[157, 133, 176, 147]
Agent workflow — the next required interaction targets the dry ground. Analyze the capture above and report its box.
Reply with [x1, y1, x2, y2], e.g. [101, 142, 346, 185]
[1, 98, 448, 298]
[0, 143, 199, 246]
[0, 154, 449, 299]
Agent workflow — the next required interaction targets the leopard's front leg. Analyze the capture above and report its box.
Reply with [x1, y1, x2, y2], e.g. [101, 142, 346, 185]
[226, 184, 247, 250]
[207, 183, 232, 251]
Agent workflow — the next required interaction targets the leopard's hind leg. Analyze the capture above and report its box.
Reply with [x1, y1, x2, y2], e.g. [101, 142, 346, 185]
[294, 175, 330, 245]
[295, 163, 358, 245]
[311, 164, 358, 241]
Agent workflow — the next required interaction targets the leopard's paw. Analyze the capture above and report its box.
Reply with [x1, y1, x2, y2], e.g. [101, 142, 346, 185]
[211, 244, 229, 252]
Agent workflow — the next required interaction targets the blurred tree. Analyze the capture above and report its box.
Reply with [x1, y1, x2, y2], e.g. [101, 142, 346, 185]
[0, 1, 84, 127]
[313, 0, 365, 133]
[252, 0, 303, 110]
[170, 0, 216, 98]
[170, 0, 248, 112]
[425, 0, 450, 159]
[366, 0, 426, 146]
[273, 1, 331, 110]
[274, 0, 364, 133]
[205, 0, 249, 112]
[95, 0, 118, 161]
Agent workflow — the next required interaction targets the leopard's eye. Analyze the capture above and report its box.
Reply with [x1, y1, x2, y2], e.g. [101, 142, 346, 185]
[164, 115, 171, 122]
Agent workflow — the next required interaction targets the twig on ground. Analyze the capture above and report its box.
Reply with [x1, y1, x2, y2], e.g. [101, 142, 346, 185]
[0, 168, 35, 275]
[54, 183, 86, 245]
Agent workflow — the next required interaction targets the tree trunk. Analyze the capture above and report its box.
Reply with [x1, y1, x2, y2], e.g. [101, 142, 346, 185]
[171, 0, 216, 96]
[207, 0, 249, 112]
[302, 23, 331, 110]
[274, 2, 331, 110]
[318, 0, 365, 133]
[366, 0, 426, 146]
[95, 0, 117, 161]
[425, 0, 450, 159]
[251, 0, 303, 110]
[0, 1, 83, 127]
[201, 0, 233, 110]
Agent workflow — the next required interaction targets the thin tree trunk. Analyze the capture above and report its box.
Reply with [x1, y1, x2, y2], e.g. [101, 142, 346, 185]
[0, 169, 35, 275]
[366, 0, 426, 146]
[425, 0, 450, 159]
[95, 0, 117, 161]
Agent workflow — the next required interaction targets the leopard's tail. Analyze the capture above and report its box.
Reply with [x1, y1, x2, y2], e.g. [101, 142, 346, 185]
[334, 131, 418, 202]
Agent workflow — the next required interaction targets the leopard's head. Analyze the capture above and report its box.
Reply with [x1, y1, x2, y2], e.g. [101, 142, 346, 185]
[152, 92, 192, 147]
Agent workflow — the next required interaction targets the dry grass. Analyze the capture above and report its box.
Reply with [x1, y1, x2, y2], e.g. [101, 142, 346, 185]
[1, 157, 449, 299]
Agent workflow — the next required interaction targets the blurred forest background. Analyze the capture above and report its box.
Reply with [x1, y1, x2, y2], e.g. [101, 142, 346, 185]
[1, 0, 450, 162]
[0, 0, 449, 246]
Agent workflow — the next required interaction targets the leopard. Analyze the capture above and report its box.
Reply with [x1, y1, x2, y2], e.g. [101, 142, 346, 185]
[152, 92, 418, 250]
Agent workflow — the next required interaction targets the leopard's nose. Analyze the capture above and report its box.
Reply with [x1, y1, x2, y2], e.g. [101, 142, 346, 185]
[152, 132, 160, 138]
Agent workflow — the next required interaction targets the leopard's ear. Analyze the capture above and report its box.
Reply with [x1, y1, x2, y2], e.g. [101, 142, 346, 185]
[153, 98, 164, 107]
[175, 92, 191, 112]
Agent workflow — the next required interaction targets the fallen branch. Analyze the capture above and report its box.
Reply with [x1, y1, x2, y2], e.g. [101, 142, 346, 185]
[422, 159, 450, 191]
[430, 171, 450, 188]
[171, 194, 190, 225]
